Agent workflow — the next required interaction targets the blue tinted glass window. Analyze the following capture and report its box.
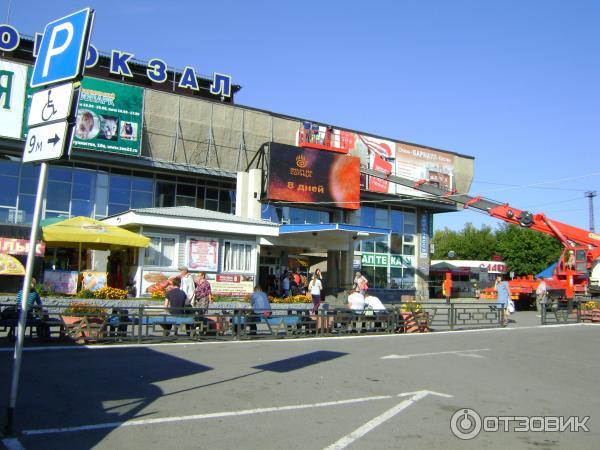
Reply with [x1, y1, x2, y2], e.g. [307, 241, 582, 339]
[0, 207, 12, 223]
[289, 208, 305, 224]
[132, 178, 153, 192]
[108, 204, 129, 216]
[72, 182, 92, 200]
[19, 195, 35, 224]
[0, 177, 18, 206]
[261, 204, 282, 222]
[304, 210, 319, 224]
[73, 171, 95, 200]
[110, 175, 131, 191]
[71, 200, 93, 217]
[360, 207, 375, 227]
[46, 182, 71, 211]
[19, 177, 37, 195]
[319, 211, 331, 223]
[131, 191, 153, 209]
[0, 160, 19, 176]
[109, 189, 130, 205]
[20, 164, 40, 179]
[48, 167, 72, 182]
[391, 210, 403, 233]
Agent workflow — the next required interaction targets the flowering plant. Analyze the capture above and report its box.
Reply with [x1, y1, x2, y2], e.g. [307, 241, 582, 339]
[270, 294, 312, 304]
[63, 302, 107, 317]
[93, 286, 128, 300]
[400, 302, 422, 313]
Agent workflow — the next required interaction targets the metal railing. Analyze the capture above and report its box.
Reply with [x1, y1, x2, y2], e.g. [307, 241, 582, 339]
[540, 301, 581, 325]
[0, 301, 506, 345]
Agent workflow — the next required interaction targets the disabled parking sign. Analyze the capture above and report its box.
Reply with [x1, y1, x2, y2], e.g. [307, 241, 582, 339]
[30, 8, 94, 88]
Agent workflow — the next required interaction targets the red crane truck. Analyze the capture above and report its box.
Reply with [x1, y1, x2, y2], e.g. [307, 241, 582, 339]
[361, 167, 600, 305]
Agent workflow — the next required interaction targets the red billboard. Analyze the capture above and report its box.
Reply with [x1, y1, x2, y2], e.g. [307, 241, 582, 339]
[267, 143, 360, 209]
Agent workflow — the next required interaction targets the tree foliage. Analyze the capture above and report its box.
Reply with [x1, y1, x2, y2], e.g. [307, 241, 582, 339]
[495, 224, 562, 276]
[432, 222, 562, 276]
[432, 223, 497, 260]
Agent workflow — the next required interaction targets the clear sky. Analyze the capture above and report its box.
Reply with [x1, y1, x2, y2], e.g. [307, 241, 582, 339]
[4, 0, 599, 232]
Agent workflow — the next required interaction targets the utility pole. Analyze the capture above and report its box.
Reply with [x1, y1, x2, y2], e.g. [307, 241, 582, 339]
[585, 191, 596, 232]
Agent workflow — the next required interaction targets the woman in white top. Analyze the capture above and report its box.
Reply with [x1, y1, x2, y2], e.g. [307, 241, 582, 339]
[308, 273, 323, 312]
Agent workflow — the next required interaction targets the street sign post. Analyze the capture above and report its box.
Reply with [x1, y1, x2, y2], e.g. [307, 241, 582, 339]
[27, 82, 75, 127]
[6, 7, 95, 437]
[23, 121, 70, 163]
[30, 8, 94, 88]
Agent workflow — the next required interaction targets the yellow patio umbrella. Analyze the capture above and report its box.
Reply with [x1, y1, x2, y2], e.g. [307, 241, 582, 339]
[42, 216, 150, 270]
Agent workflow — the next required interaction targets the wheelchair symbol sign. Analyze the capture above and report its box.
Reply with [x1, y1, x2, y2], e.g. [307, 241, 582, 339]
[27, 82, 75, 128]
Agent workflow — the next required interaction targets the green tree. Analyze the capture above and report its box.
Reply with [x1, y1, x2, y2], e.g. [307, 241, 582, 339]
[432, 223, 497, 260]
[495, 224, 562, 276]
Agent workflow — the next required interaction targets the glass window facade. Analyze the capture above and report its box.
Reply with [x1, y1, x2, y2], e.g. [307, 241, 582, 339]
[353, 205, 418, 289]
[261, 205, 331, 224]
[0, 159, 236, 225]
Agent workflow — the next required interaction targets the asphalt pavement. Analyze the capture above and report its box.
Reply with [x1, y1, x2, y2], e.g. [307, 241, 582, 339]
[1, 311, 598, 449]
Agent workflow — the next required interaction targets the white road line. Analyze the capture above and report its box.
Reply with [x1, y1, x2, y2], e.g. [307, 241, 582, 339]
[2, 438, 26, 450]
[381, 348, 490, 359]
[0, 323, 586, 353]
[324, 390, 452, 450]
[22, 394, 395, 436]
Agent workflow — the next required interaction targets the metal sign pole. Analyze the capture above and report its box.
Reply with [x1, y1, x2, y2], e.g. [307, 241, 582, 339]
[5, 162, 48, 435]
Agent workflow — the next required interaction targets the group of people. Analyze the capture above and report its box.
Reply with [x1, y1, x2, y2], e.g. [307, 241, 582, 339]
[163, 267, 213, 315]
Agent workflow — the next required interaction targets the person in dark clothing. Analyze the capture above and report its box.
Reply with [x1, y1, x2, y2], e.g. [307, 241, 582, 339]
[162, 278, 188, 336]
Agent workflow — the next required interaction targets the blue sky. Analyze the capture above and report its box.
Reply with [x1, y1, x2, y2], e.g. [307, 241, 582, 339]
[4, 0, 599, 232]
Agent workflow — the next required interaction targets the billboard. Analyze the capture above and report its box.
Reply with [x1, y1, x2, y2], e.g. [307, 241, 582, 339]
[72, 77, 143, 155]
[23, 75, 144, 156]
[395, 143, 455, 196]
[267, 142, 360, 209]
[0, 59, 27, 139]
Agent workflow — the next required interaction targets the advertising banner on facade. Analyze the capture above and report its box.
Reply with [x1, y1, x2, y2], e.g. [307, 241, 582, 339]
[0, 59, 27, 139]
[188, 239, 219, 272]
[0, 237, 45, 256]
[72, 77, 143, 156]
[23, 75, 144, 156]
[43, 270, 79, 295]
[210, 273, 254, 298]
[81, 271, 108, 291]
[395, 143, 455, 196]
[267, 142, 360, 209]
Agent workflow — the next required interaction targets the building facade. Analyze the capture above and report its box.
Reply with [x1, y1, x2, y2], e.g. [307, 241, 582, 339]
[0, 29, 474, 299]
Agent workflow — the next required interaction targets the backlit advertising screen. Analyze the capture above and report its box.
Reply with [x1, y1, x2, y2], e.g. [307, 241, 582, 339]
[267, 143, 360, 209]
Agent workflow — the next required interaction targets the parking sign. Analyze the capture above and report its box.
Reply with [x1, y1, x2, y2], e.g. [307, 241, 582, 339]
[30, 8, 94, 88]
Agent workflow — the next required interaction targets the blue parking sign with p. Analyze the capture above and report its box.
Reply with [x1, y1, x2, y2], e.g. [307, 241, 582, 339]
[31, 8, 94, 88]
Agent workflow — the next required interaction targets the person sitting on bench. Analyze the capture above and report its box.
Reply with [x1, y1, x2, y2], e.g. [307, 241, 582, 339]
[247, 285, 272, 334]
[162, 277, 187, 336]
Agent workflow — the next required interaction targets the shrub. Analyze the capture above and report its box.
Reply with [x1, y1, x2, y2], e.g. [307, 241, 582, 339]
[63, 302, 107, 317]
[77, 289, 95, 299]
[582, 300, 599, 311]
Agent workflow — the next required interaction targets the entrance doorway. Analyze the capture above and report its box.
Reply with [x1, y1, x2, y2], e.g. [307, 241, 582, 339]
[259, 255, 280, 295]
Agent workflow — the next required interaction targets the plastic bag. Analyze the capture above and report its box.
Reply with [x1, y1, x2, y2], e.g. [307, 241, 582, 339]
[508, 300, 515, 314]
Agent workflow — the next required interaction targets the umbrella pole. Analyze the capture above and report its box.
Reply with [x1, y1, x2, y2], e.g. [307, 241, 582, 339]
[78, 242, 82, 271]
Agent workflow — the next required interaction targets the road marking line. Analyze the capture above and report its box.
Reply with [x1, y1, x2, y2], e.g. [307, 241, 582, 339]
[381, 348, 490, 359]
[0, 323, 585, 353]
[22, 394, 395, 435]
[324, 390, 452, 450]
[2, 438, 26, 450]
